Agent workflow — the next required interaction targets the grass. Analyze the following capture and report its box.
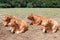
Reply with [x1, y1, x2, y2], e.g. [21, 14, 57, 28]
[0, 8, 60, 21]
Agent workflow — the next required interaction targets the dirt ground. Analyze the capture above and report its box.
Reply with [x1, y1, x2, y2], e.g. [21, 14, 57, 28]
[0, 17, 60, 40]
[0, 8, 60, 40]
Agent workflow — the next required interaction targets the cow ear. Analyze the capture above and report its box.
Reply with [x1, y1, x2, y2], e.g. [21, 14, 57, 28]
[13, 16, 16, 18]
[9, 15, 12, 18]
[30, 13, 33, 15]
[49, 19, 52, 23]
[14, 21, 16, 24]
[15, 20, 17, 23]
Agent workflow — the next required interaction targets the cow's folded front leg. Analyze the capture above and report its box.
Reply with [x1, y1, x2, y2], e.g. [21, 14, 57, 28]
[15, 30, 20, 34]
[30, 21, 34, 25]
[10, 27, 15, 33]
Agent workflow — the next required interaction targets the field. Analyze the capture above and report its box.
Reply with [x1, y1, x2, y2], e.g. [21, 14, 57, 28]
[0, 8, 60, 40]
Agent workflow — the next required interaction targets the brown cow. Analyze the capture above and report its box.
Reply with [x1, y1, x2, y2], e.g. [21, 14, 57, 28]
[3, 14, 16, 27]
[27, 14, 46, 25]
[41, 18, 59, 33]
[8, 17, 28, 34]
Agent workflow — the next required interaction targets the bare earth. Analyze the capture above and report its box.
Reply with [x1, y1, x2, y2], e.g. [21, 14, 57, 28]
[0, 8, 60, 40]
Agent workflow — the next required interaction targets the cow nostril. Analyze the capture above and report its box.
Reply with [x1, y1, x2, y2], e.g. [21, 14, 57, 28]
[45, 31, 47, 33]
[13, 31, 15, 33]
[11, 31, 15, 34]
[8, 23, 11, 25]
[5, 25, 8, 27]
